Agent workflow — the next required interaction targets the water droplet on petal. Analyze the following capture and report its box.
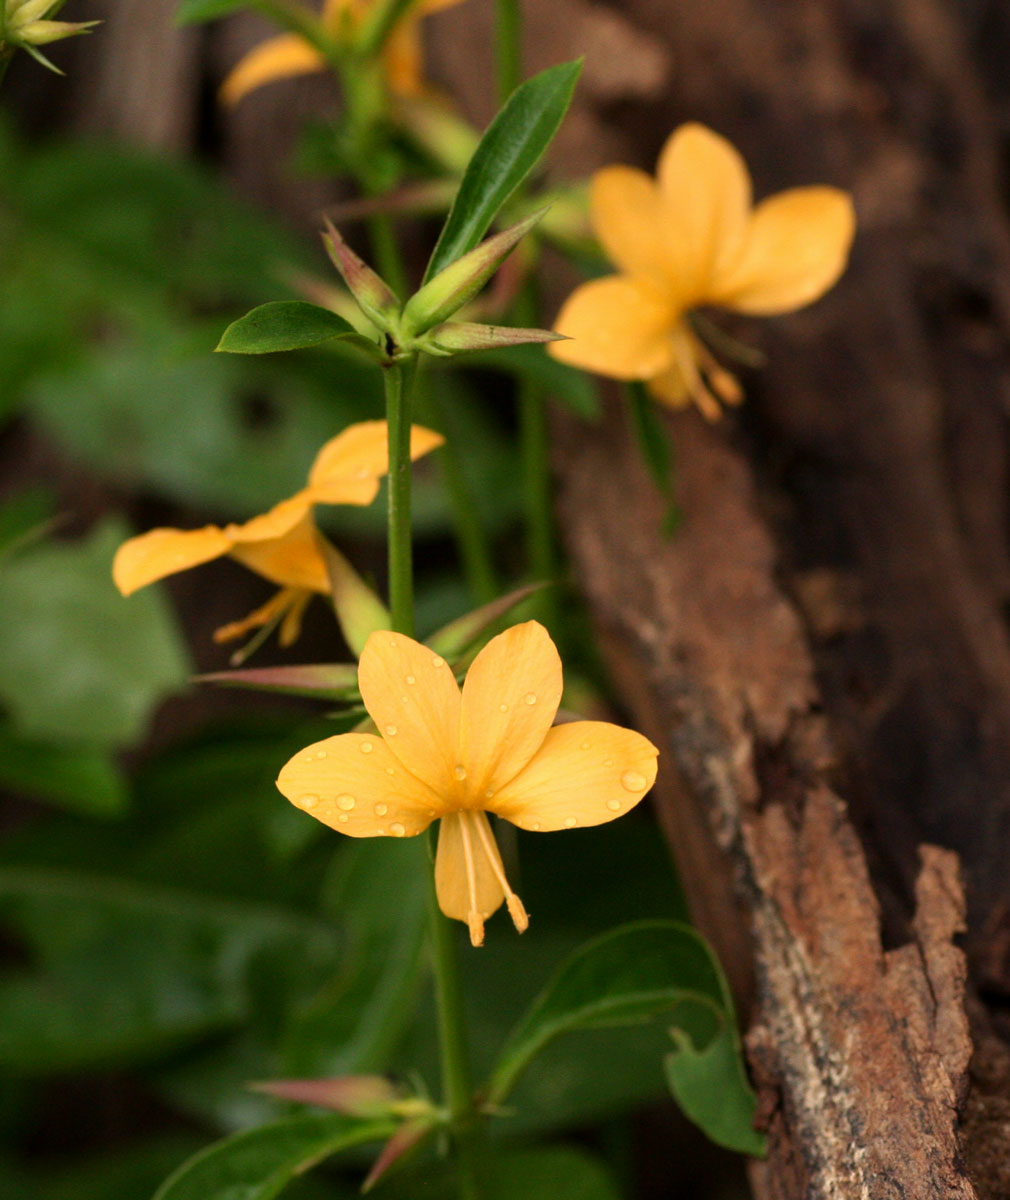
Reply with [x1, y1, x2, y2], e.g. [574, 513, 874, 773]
[453, 765, 467, 781]
[498, 703, 509, 713]
[337, 794, 355, 811]
[564, 816, 578, 828]
[606, 798, 622, 812]
[530, 821, 542, 831]
[303, 754, 315, 764]
[400, 695, 408, 703]
[524, 692, 537, 705]
[621, 770, 647, 792]
[315, 749, 327, 759]
[390, 822, 406, 837]
[385, 767, 395, 776]
[385, 724, 397, 736]
[431, 655, 445, 668]
[388, 636, 398, 646]
[603, 758, 614, 767]
[375, 802, 388, 816]
[338, 813, 349, 823]
[360, 741, 374, 754]
[299, 793, 320, 809]
[580, 741, 591, 751]
[406, 675, 416, 685]
[484, 789, 494, 799]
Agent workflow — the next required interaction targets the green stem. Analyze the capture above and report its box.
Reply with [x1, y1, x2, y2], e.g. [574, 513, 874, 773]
[425, 829, 482, 1200]
[494, 0, 522, 103]
[384, 356, 418, 638]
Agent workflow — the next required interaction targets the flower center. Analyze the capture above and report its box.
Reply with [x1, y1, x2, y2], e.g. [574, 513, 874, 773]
[457, 810, 528, 947]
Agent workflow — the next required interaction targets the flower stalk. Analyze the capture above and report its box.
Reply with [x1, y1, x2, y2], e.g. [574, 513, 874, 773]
[384, 355, 419, 638]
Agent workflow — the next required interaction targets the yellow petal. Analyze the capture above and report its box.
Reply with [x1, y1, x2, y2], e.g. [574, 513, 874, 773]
[488, 721, 659, 832]
[550, 276, 676, 381]
[112, 526, 233, 596]
[226, 492, 314, 546]
[228, 511, 331, 593]
[220, 34, 325, 107]
[591, 167, 680, 293]
[710, 187, 855, 315]
[459, 621, 563, 796]
[306, 421, 444, 500]
[357, 630, 461, 794]
[655, 123, 752, 298]
[276, 731, 443, 837]
[435, 811, 505, 946]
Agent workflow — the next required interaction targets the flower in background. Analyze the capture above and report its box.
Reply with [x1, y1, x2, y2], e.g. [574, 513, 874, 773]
[2, 0, 98, 70]
[113, 421, 442, 649]
[220, 0, 465, 106]
[276, 621, 659, 946]
[550, 123, 855, 419]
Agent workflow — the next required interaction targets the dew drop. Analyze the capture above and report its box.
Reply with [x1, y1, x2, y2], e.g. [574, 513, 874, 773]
[338, 813, 349, 823]
[524, 692, 537, 705]
[336, 794, 356, 811]
[389, 636, 398, 646]
[431, 655, 445, 668]
[302, 754, 315, 764]
[453, 765, 467, 781]
[390, 822, 406, 837]
[405, 674, 416, 685]
[484, 789, 494, 799]
[606, 798, 622, 812]
[400, 695, 409, 703]
[357, 467, 372, 479]
[315, 749, 327, 759]
[385, 767, 395, 777]
[498, 703, 509, 713]
[360, 741, 374, 754]
[564, 816, 578, 828]
[603, 758, 614, 767]
[299, 793, 320, 809]
[530, 821, 542, 831]
[385, 724, 398, 736]
[374, 802, 388, 816]
[620, 770, 647, 792]
[580, 741, 591, 751]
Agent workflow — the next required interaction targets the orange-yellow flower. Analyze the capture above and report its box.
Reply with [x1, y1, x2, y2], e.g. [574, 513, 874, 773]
[112, 421, 442, 648]
[550, 123, 856, 419]
[220, 0, 464, 106]
[276, 621, 659, 945]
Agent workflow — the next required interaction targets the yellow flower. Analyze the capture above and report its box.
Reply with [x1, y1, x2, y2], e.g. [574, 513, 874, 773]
[276, 621, 659, 945]
[550, 123, 855, 419]
[220, 0, 464, 106]
[113, 421, 442, 648]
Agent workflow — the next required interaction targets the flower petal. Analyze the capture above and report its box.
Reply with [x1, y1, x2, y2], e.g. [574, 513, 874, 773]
[711, 187, 855, 315]
[276, 731, 443, 837]
[357, 630, 461, 795]
[228, 511, 331, 593]
[459, 621, 563, 796]
[435, 811, 505, 946]
[488, 721, 659, 832]
[591, 167, 679, 292]
[550, 276, 676, 381]
[306, 421, 444, 501]
[112, 526, 233, 595]
[656, 123, 752, 298]
[226, 493, 314, 545]
[220, 34, 326, 106]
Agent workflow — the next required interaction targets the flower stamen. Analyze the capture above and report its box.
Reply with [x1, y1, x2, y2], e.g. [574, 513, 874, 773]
[457, 811, 485, 947]
[472, 812, 529, 935]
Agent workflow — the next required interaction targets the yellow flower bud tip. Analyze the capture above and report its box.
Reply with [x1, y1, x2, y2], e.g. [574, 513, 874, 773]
[321, 218, 400, 331]
[401, 207, 549, 338]
[275, 621, 660, 943]
[550, 122, 855, 419]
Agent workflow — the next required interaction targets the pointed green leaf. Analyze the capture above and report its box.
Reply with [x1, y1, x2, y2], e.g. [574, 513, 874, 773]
[195, 662, 360, 699]
[216, 302, 357, 355]
[152, 1114, 396, 1200]
[425, 583, 544, 664]
[423, 60, 582, 283]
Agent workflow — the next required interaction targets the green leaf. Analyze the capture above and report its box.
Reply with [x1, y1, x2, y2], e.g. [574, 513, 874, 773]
[0, 722, 128, 817]
[0, 518, 190, 747]
[666, 1022, 766, 1156]
[153, 1114, 395, 1200]
[487, 920, 762, 1154]
[175, 0, 248, 22]
[0, 867, 342, 1072]
[423, 60, 582, 283]
[626, 382, 682, 535]
[217, 302, 358, 355]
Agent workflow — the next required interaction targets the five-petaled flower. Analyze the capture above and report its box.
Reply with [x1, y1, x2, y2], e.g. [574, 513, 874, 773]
[276, 621, 659, 946]
[549, 122, 855, 419]
[113, 421, 442, 649]
[220, 0, 465, 107]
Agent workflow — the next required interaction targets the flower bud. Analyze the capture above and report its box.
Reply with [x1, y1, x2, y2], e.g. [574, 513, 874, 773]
[321, 219, 401, 335]
[419, 320, 566, 355]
